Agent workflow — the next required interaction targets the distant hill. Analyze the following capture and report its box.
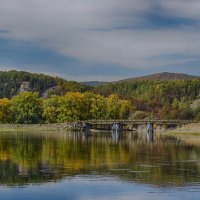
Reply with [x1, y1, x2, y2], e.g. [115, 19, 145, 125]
[94, 72, 200, 119]
[81, 81, 107, 86]
[0, 70, 89, 98]
[116, 72, 200, 83]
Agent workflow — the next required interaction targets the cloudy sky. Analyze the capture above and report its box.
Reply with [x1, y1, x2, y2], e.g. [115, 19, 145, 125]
[0, 0, 200, 81]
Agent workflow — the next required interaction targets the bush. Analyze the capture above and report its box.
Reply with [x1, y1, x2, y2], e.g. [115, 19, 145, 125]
[129, 111, 148, 120]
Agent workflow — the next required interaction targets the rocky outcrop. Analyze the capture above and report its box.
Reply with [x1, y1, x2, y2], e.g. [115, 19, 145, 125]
[19, 82, 31, 93]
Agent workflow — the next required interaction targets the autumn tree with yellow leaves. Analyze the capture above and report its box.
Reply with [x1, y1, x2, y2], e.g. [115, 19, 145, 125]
[0, 98, 12, 123]
[0, 92, 133, 124]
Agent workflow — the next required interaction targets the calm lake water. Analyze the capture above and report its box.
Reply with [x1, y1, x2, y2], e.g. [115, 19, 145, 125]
[0, 131, 200, 200]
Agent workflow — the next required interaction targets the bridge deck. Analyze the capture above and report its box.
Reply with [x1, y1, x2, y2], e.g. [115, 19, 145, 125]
[85, 119, 195, 125]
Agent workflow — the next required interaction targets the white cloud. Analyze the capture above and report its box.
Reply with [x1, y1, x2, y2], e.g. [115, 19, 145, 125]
[0, 66, 17, 71]
[0, 65, 125, 81]
[0, 0, 200, 76]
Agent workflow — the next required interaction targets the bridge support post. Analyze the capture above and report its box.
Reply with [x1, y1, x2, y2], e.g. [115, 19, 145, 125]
[112, 122, 120, 132]
[83, 122, 90, 134]
[112, 122, 121, 142]
[147, 122, 154, 142]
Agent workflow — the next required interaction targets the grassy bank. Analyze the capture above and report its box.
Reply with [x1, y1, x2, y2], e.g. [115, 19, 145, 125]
[166, 123, 200, 135]
[164, 122, 200, 146]
[1, 122, 200, 135]
[0, 123, 82, 132]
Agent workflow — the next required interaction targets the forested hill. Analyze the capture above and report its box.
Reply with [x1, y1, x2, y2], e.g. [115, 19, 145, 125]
[94, 76, 200, 119]
[116, 72, 200, 83]
[0, 70, 200, 120]
[0, 70, 89, 98]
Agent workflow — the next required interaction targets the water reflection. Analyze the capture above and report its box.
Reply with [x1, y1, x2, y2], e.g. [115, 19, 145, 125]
[0, 131, 200, 187]
[112, 130, 120, 142]
[147, 123, 154, 142]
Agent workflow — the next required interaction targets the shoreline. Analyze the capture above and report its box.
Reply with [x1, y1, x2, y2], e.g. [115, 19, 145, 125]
[0, 122, 200, 134]
[0, 123, 84, 132]
[164, 123, 200, 146]
[166, 122, 200, 135]
[1, 122, 200, 146]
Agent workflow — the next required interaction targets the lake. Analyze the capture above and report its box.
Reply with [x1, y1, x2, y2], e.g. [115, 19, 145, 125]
[0, 131, 200, 200]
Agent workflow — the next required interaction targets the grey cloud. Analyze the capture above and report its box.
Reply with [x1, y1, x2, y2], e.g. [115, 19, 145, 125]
[160, 0, 200, 19]
[0, 29, 10, 33]
[0, 0, 200, 75]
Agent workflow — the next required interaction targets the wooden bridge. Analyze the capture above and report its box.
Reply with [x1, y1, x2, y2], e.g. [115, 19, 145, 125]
[83, 119, 196, 131]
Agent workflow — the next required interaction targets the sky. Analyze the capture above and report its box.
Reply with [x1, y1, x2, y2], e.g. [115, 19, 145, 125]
[0, 0, 200, 81]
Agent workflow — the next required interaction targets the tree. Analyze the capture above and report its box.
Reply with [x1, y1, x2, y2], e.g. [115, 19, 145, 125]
[107, 94, 121, 119]
[119, 100, 132, 119]
[130, 111, 148, 120]
[57, 92, 88, 122]
[42, 95, 61, 123]
[90, 94, 107, 119]
[84, 92, 107, 119]
[0, 98, 12, 123]
[11, 92, 42, 124]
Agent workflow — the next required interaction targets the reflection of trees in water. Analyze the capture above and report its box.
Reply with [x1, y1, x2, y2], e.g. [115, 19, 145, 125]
[0, 131, 200, 187]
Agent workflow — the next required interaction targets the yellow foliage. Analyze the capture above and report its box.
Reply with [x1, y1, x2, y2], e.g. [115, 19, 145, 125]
[0, 98, 12, 123]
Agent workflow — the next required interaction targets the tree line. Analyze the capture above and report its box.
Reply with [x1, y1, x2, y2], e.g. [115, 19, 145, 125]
[0, 71, 200, 121]
[0, 92, 132, 124]
[0, 70, 89, 98]
[94, 80, 200, 120]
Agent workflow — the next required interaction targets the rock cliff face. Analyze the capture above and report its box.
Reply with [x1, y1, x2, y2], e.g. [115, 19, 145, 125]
[19, 82, 31, 93]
